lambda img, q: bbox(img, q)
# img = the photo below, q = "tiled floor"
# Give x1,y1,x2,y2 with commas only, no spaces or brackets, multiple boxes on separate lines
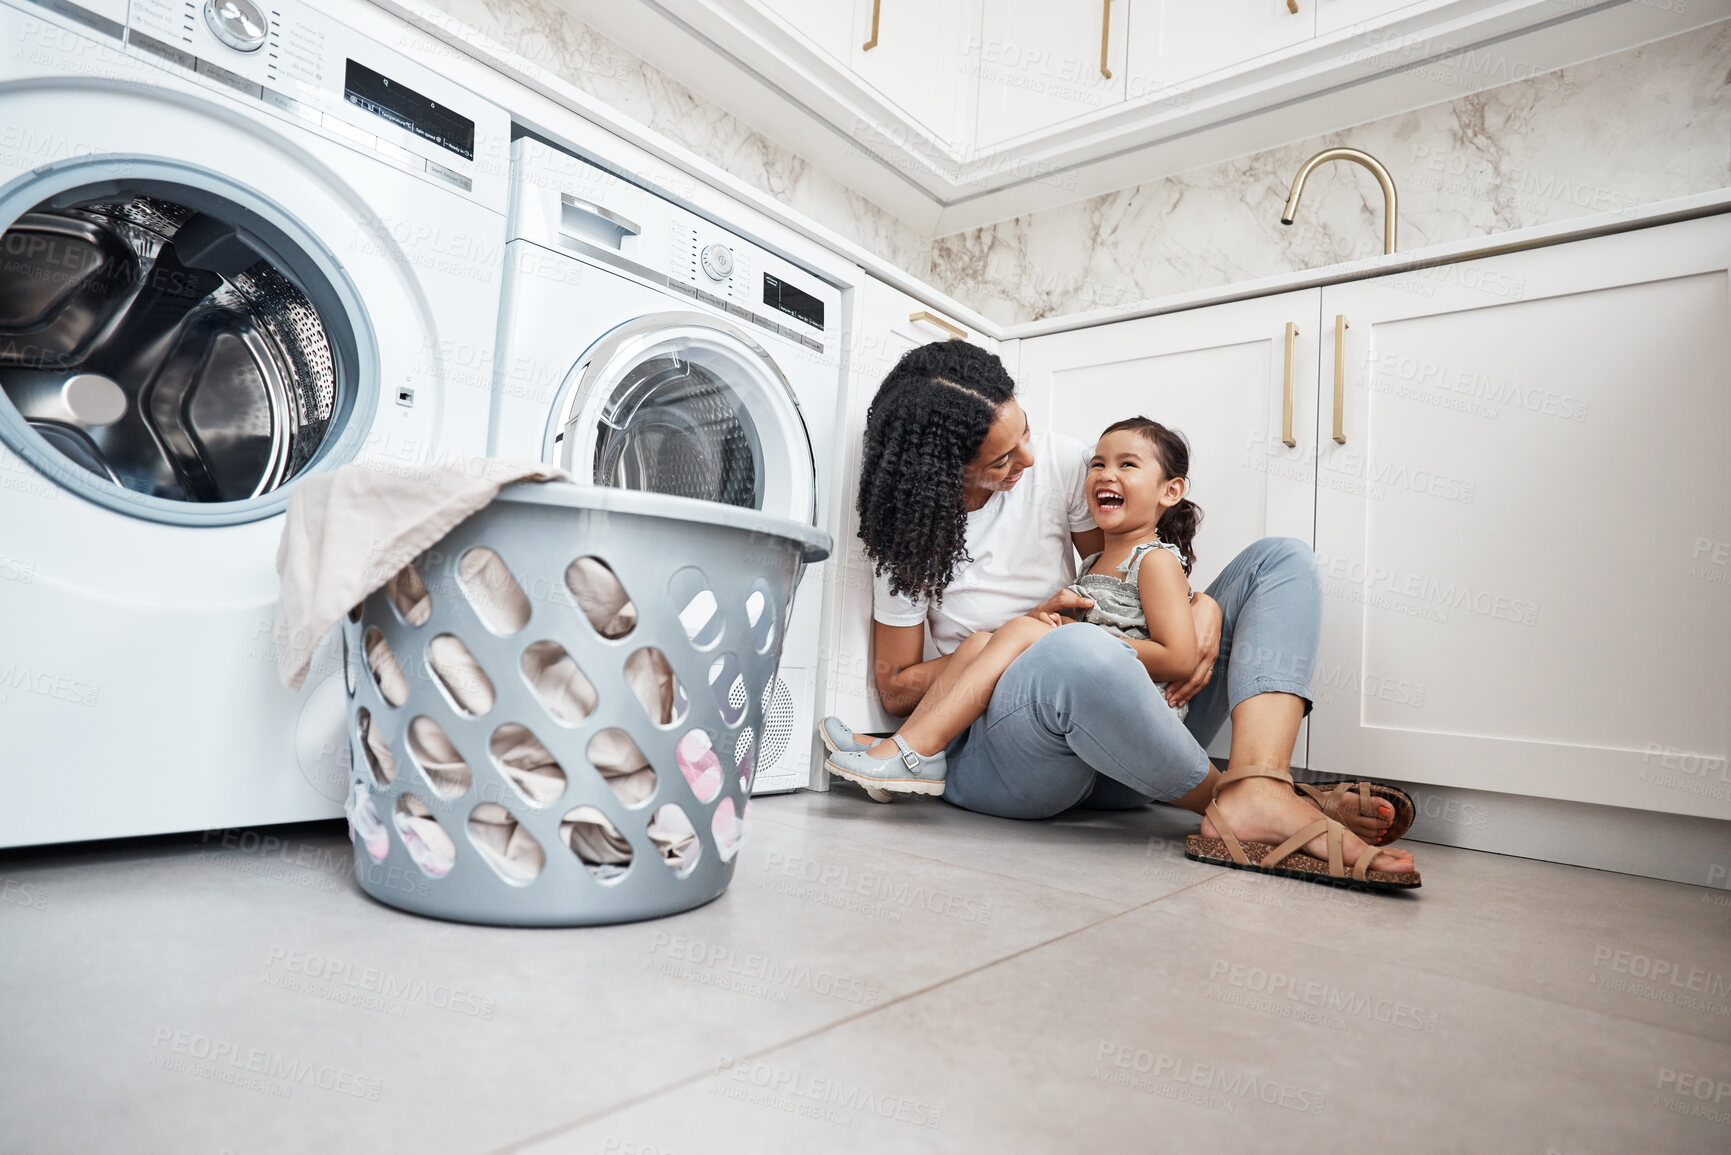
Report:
2,787,1727,1154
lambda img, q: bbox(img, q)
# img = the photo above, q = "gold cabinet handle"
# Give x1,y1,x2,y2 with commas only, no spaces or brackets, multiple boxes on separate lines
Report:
863,0,881,50
1282,321,1299,448
1332,313,1349,445
909,310,967,340
1100,0,1113,79
1287,0,1300,13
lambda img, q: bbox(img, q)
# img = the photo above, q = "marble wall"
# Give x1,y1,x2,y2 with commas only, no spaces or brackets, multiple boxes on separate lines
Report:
928,20,1731,326
416,0,936,276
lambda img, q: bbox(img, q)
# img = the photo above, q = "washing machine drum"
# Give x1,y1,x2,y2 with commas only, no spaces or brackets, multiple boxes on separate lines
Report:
554,314,817,525
0,187,351,510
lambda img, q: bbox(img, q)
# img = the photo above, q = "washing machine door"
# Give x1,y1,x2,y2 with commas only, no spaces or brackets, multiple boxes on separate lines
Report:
548,313,817,525
0,175,369,521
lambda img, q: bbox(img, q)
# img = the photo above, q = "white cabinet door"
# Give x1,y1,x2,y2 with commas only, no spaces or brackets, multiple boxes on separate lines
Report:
1314,0,1425,37
755,0,855,61
1124,0,1315,94
1310,214,1731,819
822,281,994,737
849,0,983,145
1017,289,1323,765
973,0,1128,148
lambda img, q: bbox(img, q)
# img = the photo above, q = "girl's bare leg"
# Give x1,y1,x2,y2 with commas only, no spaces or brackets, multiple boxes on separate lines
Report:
867,617,1054,758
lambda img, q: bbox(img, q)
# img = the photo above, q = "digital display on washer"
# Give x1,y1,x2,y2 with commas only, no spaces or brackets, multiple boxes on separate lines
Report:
763,273,824,331
343,60,474,161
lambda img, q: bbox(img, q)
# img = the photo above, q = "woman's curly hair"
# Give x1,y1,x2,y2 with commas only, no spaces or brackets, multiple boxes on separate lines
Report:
856,341,1017,605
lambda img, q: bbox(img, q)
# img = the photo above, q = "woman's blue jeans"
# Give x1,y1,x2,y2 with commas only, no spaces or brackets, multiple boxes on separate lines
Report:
943,537,1322,820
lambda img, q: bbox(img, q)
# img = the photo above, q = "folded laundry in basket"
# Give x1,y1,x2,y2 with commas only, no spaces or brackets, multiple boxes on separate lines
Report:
345,783,389,862
647,805,698,873
393,794,455,877
274,458,566,691
468,802,544,881
676,730,723,800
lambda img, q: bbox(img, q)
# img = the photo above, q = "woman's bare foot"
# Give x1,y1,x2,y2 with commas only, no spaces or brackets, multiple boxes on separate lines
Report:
1319,793,1395,844
1204,776,1415,875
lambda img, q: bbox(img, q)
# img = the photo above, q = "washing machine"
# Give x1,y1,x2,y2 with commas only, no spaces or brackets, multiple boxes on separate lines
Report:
0,0,510,845
491,135,842,794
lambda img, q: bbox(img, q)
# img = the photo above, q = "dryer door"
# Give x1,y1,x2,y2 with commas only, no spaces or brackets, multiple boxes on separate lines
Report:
549,314,817,525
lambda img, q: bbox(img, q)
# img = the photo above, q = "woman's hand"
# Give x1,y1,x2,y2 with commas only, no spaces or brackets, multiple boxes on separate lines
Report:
1027,588,1094,628
1166,592,1221,707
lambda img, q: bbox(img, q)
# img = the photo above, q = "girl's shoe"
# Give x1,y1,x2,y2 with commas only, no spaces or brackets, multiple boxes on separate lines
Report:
825,734,947,796
819,717,896,803
818,716,872,755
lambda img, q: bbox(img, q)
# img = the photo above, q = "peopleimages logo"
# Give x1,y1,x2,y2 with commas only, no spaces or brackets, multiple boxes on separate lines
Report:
1205,961,1441,1033
757,850,993,924
711,1056,943,1130
1092,1041,1326,1115
149,1027,384,1101
1592,946,1730,994
263,946,497,1019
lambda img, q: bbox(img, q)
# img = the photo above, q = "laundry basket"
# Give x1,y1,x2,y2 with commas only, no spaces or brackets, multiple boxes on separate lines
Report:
339,482,830,926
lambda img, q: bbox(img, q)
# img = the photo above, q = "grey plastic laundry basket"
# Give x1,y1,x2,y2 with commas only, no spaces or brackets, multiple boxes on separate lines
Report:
339,481,830,926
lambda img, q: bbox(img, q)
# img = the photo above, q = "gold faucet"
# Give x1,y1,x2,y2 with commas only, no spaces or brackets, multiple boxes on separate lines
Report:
1281,147,1398,255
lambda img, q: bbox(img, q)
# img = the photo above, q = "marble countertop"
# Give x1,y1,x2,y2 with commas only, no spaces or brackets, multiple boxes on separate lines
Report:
372,0,1729,344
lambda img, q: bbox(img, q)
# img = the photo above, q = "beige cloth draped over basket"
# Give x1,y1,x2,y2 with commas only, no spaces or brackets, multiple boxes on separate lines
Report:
276,459,694,880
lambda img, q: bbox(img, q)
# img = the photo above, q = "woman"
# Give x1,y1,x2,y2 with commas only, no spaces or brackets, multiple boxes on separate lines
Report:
823,340,1417,886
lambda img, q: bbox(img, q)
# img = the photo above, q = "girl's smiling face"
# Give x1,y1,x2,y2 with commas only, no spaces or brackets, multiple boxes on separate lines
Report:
1088,428,1187,534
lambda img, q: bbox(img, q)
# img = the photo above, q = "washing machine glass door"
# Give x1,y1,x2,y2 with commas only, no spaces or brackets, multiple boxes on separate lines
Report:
0,177,365,521
554,314,816,525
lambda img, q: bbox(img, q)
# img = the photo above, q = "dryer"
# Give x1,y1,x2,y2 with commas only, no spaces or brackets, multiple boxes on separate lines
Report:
491,135,842,794
0,0,509,845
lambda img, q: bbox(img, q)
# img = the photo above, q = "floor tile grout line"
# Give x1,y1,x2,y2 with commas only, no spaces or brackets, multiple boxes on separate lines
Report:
745,808,1226,908
485,874,1221,1154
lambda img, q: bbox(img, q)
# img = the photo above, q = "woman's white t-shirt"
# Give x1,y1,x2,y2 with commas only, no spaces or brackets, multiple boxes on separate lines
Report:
872,430,1096,654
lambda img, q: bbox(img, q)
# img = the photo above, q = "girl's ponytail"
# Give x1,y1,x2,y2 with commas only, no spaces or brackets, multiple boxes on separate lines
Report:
1099,415,1204,575
1156,497,1202,576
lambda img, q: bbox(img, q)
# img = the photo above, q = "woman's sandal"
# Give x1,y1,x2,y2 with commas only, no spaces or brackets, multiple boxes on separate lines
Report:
1186,765,1422,893
1293,778,1415,847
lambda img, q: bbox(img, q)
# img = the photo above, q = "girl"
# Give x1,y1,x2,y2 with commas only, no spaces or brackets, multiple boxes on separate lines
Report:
825,416,1203,796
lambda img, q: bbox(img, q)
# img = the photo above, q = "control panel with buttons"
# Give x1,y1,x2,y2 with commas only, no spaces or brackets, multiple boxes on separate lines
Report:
80,0,511,207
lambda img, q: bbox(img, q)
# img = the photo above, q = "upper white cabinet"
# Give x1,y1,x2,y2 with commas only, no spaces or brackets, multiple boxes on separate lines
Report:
849,0,983,145
1314,0,1426,36
1124,0,1315,93
973,0,1128,148
1309,214,1731,819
